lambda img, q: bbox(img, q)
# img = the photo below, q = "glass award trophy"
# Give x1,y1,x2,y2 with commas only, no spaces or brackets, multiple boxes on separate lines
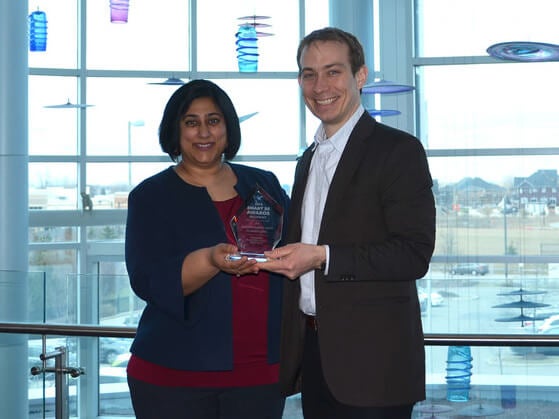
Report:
227,185,284,262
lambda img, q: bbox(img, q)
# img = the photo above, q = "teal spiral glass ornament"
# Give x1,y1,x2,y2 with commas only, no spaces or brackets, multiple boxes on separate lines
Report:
446,345,473,402
235,24,259,72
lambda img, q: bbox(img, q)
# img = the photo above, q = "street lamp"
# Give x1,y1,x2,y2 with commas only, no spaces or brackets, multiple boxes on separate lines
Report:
502,193,513,281
504,202,508,280
127,120,145,186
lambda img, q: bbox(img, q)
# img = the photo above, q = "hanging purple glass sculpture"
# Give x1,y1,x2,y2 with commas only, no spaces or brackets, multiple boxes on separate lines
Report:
29,9,48,52
110,0,130,23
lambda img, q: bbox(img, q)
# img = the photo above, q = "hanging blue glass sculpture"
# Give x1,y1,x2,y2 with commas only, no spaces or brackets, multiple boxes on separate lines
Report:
367,109,401,117
362,79,415,94
29,9,48,52
235,15,273,73
236,24,259,72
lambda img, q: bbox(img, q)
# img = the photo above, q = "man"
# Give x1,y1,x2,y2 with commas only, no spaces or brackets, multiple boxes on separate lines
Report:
259,27,436,418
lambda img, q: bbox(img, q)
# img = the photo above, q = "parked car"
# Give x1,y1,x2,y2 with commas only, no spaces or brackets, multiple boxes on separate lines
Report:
449,263,489,276
111,351,131,368
538,314,559,333
418,291,428,313
123,311,142,326
418,288,445,311
99,337,131,364
429,291,445,307
510,325,559,356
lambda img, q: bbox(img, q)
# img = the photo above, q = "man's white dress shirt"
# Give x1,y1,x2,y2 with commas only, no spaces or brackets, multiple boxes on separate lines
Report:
299,106,365,315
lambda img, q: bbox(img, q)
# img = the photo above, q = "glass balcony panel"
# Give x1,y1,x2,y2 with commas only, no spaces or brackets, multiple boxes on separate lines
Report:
0,270,45,323
421,345,559,417
27,252,78,322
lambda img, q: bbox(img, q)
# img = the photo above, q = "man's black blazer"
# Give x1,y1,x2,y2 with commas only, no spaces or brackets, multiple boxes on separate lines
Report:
279,112,436,407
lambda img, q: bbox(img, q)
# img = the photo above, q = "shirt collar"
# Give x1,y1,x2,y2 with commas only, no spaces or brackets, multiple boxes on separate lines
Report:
311,105,365,152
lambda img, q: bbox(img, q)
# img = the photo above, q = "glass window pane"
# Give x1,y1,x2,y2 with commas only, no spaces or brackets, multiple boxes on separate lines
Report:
431,156,559,257
215,79,301,155
239,161,297,196
435,203,559,257
416,0,559,57
86,225,126,242
88,162,170,204
305,0,330,32
429,155,559,189
86,78,172,156
417,63,559,149
86,0,189,71
28,0,78,68
29,163,78,210
197,0,300,72
29,227,78,243
29,76,79,156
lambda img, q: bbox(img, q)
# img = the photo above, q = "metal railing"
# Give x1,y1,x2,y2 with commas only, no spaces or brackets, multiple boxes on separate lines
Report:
30,340,85,419
1,323,135,419
1,321,559,419
1,320,558,346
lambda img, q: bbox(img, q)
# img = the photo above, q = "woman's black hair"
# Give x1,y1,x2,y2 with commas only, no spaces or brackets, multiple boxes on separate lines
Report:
159,79,241,161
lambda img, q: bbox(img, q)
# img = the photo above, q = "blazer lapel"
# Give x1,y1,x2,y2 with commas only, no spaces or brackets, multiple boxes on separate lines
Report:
320,114,376,233
288,146,314,242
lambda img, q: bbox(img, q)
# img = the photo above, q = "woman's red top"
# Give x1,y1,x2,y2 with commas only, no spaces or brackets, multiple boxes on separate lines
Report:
127,195,279,387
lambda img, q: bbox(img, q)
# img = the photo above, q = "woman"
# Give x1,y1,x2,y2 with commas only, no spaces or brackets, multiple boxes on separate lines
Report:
125,79,289,419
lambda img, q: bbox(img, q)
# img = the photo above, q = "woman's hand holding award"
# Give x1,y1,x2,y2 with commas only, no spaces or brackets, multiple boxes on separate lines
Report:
227,185,284,262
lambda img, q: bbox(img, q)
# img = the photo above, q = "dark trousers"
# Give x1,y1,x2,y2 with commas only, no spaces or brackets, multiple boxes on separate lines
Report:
128,375,285,419
301,325,414,419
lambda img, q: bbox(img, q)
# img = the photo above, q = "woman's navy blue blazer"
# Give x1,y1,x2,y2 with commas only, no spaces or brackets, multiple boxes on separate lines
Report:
125,163,290,371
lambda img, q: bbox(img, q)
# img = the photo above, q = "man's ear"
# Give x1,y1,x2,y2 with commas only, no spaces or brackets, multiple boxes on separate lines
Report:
356,65,369,89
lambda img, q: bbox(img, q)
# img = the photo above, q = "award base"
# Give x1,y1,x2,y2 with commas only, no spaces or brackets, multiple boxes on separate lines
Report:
227,252,268,262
